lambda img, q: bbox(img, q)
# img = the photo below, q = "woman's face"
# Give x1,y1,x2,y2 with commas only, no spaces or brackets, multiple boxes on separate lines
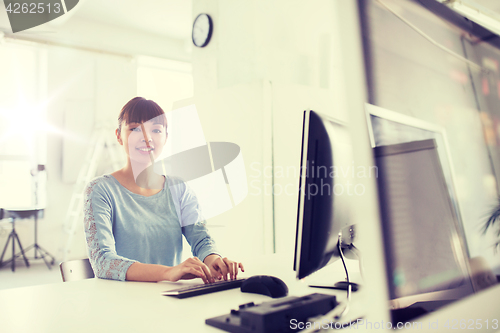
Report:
117,119,167,163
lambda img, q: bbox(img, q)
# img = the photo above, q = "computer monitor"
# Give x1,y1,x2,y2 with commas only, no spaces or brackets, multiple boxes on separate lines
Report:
294,110,353,280
366,104,468,258
374,139,475,314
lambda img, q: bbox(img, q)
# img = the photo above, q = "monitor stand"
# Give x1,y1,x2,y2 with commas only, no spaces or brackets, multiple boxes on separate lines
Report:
304,249,362,292
310,281,360,292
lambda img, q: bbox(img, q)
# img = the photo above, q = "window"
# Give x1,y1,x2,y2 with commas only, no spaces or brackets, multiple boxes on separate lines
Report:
0,41,47,208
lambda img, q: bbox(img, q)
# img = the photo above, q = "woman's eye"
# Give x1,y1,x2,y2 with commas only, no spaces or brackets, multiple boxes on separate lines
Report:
132,127,141,132
153,129,162,134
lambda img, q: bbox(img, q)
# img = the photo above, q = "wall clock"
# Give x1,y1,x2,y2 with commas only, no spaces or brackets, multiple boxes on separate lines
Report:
192,13,213,48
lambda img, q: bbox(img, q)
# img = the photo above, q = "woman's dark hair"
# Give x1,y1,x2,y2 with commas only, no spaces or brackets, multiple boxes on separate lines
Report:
117,97,167,133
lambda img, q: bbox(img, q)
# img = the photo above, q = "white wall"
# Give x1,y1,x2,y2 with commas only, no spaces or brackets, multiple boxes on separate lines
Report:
190,0,344,258
191,0,373,256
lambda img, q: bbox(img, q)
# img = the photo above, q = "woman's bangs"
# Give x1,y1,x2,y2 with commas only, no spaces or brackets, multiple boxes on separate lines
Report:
125,100,166,126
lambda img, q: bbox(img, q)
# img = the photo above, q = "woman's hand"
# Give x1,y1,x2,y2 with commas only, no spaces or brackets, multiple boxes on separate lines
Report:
204,254,244,281
163,257,215,284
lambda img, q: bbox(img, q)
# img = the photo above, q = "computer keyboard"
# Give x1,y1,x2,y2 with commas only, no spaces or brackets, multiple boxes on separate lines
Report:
162,278,247,299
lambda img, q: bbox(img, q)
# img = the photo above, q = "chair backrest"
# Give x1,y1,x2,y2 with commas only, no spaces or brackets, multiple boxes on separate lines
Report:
60,258,95,282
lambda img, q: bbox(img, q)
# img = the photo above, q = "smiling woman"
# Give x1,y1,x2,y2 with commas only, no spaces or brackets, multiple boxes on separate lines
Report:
83,97,244,284
115,97,167,190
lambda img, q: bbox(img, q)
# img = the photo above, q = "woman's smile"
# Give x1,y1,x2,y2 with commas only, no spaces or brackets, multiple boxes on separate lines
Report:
136,146,155,154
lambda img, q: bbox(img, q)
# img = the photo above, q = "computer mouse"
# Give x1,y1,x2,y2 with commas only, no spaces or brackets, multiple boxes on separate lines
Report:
240,275,289,298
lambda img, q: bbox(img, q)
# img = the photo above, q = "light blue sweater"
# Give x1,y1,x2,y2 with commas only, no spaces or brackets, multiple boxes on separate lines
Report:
83,175,219,281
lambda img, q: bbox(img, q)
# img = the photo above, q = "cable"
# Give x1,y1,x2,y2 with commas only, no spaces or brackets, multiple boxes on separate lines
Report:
349,244,364,280
376,0,489,74
335,235,351,321
301,235,355,333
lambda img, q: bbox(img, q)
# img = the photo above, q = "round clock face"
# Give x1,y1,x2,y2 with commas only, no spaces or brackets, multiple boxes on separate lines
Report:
192,13,213,48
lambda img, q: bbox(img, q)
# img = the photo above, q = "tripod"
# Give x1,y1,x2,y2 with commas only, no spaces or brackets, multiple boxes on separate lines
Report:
0,214,30,272
24,166,56,269
0,209,55,272
23,209,55,269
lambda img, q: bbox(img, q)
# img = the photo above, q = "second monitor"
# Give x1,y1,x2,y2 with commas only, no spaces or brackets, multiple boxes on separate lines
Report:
374,139,475,315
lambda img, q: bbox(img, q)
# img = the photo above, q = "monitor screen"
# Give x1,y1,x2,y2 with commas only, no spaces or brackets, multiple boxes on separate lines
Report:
366,104,468,257
294,110,353,280
375,139,475,309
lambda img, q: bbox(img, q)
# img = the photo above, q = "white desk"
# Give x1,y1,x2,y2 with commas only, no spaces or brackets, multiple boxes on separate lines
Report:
0,277,276,333
0,255,365,333
0,255,499,332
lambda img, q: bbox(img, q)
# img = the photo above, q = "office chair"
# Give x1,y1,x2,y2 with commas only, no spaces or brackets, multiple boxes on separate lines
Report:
59,258,95,282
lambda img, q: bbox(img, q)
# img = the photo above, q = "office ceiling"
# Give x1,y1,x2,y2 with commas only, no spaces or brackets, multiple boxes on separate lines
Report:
72,0,193,41
3,0,500,42
71,0,500,42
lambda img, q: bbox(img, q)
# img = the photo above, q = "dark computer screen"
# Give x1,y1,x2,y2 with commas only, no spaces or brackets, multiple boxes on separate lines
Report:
375,139,475,308
294,110,352,280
